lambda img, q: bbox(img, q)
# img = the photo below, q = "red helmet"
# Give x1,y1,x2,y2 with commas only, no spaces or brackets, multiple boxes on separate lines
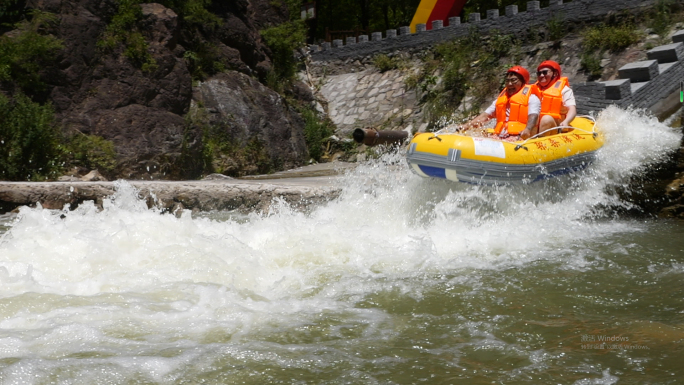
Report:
507,65,530,84
537,60,562,77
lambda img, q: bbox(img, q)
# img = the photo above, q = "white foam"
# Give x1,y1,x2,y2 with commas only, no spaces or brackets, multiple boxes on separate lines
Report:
0,107,679,382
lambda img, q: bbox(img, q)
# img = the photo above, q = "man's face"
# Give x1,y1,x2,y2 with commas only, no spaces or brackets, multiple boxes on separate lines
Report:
505,75,523,94
536,67,555,87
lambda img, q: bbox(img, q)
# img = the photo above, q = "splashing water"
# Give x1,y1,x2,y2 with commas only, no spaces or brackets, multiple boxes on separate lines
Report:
0,107,683,384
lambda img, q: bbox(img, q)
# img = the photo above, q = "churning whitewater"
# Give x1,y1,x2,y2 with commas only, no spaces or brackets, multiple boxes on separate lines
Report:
0,106,682,384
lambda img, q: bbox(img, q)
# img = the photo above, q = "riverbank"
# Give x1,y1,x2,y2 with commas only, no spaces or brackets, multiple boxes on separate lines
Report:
0,162,357,215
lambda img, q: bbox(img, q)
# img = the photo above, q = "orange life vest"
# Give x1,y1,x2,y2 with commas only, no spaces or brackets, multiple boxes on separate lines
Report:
537,77,569,120
494,84,539,136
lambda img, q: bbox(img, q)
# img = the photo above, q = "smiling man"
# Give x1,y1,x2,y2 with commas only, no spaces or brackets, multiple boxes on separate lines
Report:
535,60,577,136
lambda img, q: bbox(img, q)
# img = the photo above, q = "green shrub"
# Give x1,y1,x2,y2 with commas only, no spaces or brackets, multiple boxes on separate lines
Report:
373,54,399,72
579,23,641,80
183,43,226,81
580,52,603,79
301,107,333,161
0,10,63,96
488,31,514,57
97,0,141,50
264,69,284,93
157,0,221,29
152,0,223,80
581,24,641,52
202,135,274,176
124,32,158,72
0,0,25,29
65,133,117,173
98,0,157,72
0,93,62,181
185,105,276,177
547,15,566,41
648,0,679,38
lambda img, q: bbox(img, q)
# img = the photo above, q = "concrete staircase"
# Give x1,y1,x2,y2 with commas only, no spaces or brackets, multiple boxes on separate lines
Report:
574,31,684,118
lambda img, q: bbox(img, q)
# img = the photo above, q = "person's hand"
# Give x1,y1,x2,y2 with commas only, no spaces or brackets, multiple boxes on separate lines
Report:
520,128,531,140
559,120,572,132
460,121,478,132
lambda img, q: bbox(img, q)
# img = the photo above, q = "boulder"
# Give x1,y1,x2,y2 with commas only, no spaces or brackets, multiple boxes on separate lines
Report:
194,71,309,173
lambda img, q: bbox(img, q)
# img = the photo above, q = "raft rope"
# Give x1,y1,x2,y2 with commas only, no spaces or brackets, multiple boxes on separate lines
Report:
514,115,598,151
428,115,597,149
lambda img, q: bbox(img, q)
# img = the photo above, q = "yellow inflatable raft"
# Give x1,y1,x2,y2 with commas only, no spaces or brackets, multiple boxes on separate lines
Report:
406,116,603,184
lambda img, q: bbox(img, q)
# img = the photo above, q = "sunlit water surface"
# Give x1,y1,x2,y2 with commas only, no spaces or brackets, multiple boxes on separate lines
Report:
1,106,683,384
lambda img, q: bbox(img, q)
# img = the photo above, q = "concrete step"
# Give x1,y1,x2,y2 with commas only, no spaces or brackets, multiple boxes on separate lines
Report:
618,60,659,82
630,82,648,94
600,79,631,100
647,42,684,63
673,30,684,44
659,62,677,73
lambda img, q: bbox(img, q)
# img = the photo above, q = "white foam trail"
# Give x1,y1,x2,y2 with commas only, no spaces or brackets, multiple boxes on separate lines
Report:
0,108,679,294
0,106,679,382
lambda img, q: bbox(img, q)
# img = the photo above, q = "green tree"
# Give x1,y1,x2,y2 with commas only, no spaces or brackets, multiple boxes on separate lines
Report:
0,10,63,97
301,107,334,161
0,0,25,33
0,93,61,181
314,0,420,39
261,20,307,85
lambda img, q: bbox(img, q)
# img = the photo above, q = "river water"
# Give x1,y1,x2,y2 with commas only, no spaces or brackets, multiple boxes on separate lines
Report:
0,106,683,384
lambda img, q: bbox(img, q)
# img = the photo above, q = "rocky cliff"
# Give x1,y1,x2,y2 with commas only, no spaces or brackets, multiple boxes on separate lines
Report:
2,0,310,180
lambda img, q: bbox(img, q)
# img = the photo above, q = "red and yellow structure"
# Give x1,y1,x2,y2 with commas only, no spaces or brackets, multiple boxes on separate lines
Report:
409,0,467,33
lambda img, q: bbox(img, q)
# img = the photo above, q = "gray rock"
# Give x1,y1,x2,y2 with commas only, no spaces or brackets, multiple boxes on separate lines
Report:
194,72,309,174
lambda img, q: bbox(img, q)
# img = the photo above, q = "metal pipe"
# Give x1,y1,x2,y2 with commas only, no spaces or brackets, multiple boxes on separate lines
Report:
352,128,409,146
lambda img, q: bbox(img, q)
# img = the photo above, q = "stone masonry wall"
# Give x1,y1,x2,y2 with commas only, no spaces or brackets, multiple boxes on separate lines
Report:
318,69,424,137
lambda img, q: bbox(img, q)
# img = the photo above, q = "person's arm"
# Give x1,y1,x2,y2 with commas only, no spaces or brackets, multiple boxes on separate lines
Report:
520,94,541,139
560,87,577,127
560,105,577,127
461,100,495,131
462,111,492,131
520,114,539,139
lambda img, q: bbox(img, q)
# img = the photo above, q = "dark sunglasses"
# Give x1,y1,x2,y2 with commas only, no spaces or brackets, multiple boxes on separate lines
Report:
537,69,552,76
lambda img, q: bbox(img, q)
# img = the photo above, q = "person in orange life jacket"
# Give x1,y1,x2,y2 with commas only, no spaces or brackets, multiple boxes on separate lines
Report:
535,60,577,136
463,66,541,140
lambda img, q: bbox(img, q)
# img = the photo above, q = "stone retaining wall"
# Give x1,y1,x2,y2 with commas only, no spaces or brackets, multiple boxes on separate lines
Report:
318,69,424,136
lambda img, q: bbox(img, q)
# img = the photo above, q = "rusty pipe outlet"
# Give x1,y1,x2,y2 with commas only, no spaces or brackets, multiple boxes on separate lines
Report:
352,128,409,147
